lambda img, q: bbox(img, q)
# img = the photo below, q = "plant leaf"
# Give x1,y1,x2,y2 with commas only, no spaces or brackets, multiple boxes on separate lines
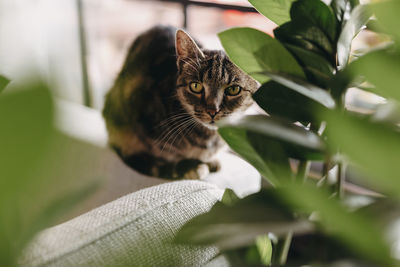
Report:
290,0,338,42
218,27,305,83
283,43,335,87
219,115,325,161
174,189,313,251
217,124,279,185
0,83,54,266
324,110,400,196
253,81,322,124
274,20,334,61
337,4,372,69
221,189,240,206
248,0,295,25
330,0,359,26
277,182,394,266
256,71,336,109
349,48,400,102
0,75,9,93
369,0,400,41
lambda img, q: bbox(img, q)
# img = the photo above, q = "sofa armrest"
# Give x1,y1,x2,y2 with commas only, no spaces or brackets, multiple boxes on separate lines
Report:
20,180,229,267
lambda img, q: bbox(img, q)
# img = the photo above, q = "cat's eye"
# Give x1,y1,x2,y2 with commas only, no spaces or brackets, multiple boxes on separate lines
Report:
189,82,203,94
225,85,242,96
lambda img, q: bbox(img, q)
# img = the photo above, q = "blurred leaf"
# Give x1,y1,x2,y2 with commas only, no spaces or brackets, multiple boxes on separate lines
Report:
290,0,338,42
350,48,400,102
219,115,325,162
246,235,272,266
0,83,99,266
372,101,400,125
255,235,272,266
175,189,313,251
16,181,99,255
324,111,400,196
330,0,359,25
337,4,372,69
0,75,9,93
218,27,305,83
370,0,400,41
253,81,319,125
248,0,295,25
284,44,334,87
253,44,306,80
247,131,292,179
278,182,394,266
221,189,240,206
217,124,279,185
274,20,334,61
0,83,54,266
0,83,54,199
257,71,336,109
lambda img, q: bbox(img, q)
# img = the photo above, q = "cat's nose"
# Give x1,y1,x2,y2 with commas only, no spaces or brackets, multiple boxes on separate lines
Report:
207,110,218,119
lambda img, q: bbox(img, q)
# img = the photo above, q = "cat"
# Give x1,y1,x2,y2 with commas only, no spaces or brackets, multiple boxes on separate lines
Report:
102,25,258,179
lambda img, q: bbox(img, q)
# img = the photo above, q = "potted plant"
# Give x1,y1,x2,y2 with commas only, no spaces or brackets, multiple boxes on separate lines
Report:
176,0,400,266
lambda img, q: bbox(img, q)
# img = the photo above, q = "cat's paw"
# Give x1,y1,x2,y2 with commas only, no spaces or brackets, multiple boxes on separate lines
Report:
183,163,210,180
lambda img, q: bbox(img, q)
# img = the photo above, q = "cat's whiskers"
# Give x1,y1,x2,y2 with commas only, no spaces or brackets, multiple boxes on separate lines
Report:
166,118,197,153
154,116,192,147
160,116,196,153
155,113,191,129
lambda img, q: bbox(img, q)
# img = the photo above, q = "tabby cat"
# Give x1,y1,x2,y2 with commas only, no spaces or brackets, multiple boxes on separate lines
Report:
103,25,258,179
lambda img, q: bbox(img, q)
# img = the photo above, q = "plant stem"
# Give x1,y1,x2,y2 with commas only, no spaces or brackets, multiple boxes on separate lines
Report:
296,160,311,182
336,162,346,199
272,231,293,265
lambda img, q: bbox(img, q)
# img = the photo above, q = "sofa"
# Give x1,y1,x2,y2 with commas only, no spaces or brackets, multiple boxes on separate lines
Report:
19,100,261,266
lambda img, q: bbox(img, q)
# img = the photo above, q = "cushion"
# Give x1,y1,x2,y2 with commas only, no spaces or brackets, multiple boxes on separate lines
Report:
19,180,229,266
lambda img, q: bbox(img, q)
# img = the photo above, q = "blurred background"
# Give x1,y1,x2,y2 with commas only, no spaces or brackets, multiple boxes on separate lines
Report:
0,0,278,110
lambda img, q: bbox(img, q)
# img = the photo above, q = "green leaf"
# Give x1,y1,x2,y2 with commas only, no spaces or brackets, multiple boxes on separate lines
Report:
219,115,325,161
324,111,400,196
16,181,100,254
290,0,338,42
253,81,322,124
274,20,334,61
337,4,372,69
0,83,99,266
370,0,400,41
217,124,279,185
248,0,295,25
257,71,336,109
350,48,400,102
0,83,54,197
174,189,313,251
0,75,9,93
221,189,240,206
277,182,394,266
247,131,293,179
0,83,54,266
255,235,272,266
218,27,305,83
283,43,335,87
330,0,359,26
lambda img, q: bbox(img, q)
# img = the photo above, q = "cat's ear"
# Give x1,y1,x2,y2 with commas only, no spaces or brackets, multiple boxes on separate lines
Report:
176,29,204,59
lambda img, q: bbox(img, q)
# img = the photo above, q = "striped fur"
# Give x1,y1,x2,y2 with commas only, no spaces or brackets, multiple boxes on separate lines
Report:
103,25,258,179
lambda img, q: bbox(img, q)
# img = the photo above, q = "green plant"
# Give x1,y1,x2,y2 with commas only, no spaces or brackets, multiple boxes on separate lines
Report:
0,80,99,266
175,0,400,266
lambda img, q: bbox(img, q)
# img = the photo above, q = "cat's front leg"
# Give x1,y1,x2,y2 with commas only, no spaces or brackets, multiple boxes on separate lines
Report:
175,159,221,180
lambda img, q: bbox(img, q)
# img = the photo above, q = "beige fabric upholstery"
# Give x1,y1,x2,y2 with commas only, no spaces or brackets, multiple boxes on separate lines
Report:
20,180,228,267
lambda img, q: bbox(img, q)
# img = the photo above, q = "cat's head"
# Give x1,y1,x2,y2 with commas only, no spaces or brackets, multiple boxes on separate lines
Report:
175,30,258,129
